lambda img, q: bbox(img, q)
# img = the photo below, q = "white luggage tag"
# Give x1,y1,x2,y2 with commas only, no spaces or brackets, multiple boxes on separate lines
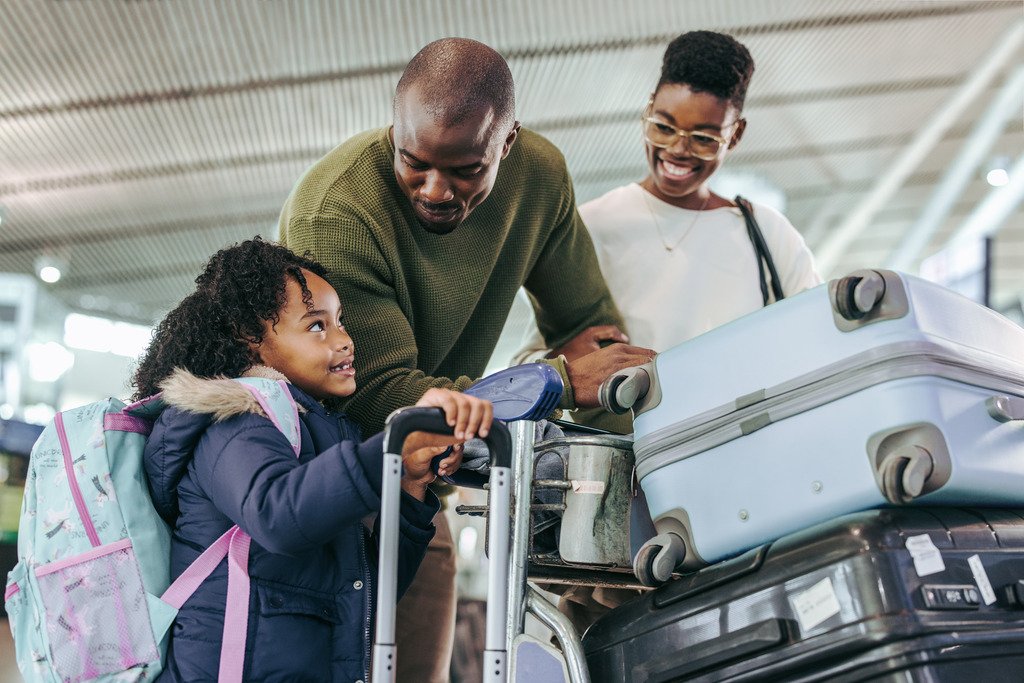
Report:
905,534,945,576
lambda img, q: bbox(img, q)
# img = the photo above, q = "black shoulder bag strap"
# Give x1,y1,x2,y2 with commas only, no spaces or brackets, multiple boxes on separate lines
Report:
736,195,785,305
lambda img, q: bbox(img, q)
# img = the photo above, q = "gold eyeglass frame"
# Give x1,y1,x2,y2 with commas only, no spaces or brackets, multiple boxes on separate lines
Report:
641,101,740,161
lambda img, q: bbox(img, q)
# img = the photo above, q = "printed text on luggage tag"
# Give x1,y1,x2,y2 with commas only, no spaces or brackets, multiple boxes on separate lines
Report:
791,577,841,632
905,534,945,576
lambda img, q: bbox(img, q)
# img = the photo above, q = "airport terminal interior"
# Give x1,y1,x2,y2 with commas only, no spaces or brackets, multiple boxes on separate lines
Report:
1,0,1023,680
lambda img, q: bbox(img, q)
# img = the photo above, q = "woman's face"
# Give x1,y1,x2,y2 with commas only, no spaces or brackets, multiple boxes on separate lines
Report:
642,83,745,207
254,270,356,401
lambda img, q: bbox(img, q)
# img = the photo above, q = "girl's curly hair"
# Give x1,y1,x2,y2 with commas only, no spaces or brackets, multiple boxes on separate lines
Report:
132,237,328,399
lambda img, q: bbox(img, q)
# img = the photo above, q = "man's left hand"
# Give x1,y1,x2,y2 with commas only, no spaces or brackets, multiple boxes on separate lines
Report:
565,343,656,408
548,324,630,362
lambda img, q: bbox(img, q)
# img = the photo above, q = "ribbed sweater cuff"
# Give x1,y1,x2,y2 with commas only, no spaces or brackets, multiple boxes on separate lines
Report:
542,355,575,410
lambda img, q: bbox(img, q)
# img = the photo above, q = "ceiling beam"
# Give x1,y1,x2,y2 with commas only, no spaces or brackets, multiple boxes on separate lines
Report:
944,153,1024,248
887,64,1024,270
0,210,282,253
0,2,1013,120
814,18,1024,274
530,74,965,132
0,150,319,196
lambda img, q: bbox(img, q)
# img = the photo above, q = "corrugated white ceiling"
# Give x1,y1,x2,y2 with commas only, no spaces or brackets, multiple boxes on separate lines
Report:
1,0,1021,325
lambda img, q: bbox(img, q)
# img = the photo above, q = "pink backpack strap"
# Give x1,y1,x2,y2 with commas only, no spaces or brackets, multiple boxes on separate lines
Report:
218,527,252,683
159,379,301,682
160,525,253,683
103,411,153,435
161,527,236,609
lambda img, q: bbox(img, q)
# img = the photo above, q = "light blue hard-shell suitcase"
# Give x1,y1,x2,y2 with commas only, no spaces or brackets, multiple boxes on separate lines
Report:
601,270,1024,581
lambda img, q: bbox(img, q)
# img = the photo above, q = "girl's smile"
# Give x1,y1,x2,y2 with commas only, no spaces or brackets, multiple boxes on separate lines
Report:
254,269,358,401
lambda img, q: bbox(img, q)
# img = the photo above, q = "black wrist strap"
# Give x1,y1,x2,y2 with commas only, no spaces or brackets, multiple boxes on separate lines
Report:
736,195,785,305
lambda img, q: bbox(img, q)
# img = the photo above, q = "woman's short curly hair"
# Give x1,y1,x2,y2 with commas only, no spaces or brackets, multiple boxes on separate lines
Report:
132,237,327,399
658,31,755,111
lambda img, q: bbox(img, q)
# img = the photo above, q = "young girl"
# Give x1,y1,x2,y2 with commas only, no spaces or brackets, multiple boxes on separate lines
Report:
133,237,490,682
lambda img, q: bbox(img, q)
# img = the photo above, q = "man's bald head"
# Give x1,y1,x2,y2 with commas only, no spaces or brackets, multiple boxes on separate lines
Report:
394,38,516,128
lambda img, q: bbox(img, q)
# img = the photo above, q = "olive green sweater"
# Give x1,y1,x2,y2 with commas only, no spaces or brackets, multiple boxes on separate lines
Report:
280,127,622,435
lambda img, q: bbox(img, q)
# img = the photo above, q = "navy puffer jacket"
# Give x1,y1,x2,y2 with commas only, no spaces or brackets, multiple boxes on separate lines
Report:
144,369,439,682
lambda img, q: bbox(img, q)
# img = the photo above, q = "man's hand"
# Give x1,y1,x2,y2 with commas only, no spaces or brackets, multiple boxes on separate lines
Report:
547,325,630,363
398,389,492,499
565,344,656,408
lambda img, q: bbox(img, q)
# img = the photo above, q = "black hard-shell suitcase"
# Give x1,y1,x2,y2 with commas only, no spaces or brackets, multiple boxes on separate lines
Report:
583,507,1024,681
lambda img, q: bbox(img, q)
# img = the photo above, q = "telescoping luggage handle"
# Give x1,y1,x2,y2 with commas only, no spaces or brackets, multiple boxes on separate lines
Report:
374,407,513,683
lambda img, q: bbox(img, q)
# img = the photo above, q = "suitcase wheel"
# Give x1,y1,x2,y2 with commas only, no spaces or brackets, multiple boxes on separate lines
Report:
834,270,886,320
598,365,651,415
879,445,934,504
634,532,686,586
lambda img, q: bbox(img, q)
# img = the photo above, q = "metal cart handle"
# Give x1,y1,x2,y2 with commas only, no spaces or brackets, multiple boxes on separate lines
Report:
374,406,512,683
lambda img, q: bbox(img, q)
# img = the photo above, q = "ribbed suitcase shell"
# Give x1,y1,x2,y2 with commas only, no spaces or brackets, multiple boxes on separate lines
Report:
583,507,1024,682
632,271,1024,567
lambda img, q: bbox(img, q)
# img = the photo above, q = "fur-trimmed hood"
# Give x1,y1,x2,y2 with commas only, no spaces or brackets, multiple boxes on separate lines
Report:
158,366,306,421
145,366,310,524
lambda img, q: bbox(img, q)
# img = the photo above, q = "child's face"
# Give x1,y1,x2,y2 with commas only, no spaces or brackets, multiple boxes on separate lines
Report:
254,270,356,401
644,83,745,205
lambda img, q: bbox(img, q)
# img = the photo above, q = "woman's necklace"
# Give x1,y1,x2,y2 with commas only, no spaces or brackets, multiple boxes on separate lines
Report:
640,188,711,252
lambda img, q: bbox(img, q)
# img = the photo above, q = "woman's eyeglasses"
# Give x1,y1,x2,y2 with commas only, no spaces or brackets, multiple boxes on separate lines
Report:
641,109,740,161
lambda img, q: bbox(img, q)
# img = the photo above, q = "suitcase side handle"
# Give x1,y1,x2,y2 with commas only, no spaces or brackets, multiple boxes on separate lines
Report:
987,395,1024,422
636,618,794,680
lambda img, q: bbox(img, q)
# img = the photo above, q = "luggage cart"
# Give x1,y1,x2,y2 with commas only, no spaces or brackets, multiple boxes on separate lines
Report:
495,419,646,683
373,407,514,683
373,365,647,683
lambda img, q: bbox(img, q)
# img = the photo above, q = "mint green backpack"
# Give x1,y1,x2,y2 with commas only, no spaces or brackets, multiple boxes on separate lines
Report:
4,378,300,683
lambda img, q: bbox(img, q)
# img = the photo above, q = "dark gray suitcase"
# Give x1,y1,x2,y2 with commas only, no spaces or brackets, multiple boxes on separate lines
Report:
583,507,1024,681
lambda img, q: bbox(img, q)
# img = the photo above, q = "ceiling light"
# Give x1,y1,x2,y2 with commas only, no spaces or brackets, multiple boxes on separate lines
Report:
39,266,61,283
64,312,154,358
987,167,1010,187
34,254,66,284
986,156,1010,187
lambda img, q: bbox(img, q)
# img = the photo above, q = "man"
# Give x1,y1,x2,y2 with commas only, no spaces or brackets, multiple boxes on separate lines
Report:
281,38,653,681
